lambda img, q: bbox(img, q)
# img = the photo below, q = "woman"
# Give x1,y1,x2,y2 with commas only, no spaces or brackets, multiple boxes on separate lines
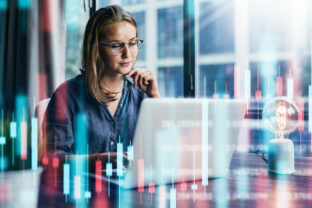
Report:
43,5,160,167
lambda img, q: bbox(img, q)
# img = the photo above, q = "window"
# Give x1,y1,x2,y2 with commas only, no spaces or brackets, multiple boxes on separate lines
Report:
95,0,312,100
199,64,234,98
121,0,145,5
65,0,89,79
132,11,145,61
98,0,184,97
158,66,183,97
247,0,312,98
197,0,234,98
157,5,183,97
199,1,234,54
157,6,183,58
195,0,312,101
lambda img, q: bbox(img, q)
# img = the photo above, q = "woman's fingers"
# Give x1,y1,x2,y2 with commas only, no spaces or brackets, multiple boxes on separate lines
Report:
133,71,139,86
123,154,129,167
130,69,146,87
140,71,152,84
139,72,153,90
126,68,138,86
144,76,150,85
126,68,137,78
104,152,129,169
138,73,143,88
126,68,159,97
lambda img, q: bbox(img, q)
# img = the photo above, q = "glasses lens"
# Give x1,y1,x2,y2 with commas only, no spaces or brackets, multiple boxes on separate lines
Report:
107,40,143,55
109,43,122,55
137,40,143,50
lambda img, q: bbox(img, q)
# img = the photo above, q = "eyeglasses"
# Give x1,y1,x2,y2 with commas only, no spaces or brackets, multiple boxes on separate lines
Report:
99,38,143,55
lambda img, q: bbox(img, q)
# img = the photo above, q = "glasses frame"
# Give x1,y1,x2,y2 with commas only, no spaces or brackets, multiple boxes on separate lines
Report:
99,38,143,55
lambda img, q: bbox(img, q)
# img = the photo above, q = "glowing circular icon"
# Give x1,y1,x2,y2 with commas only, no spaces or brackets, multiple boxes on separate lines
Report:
262,97,299,136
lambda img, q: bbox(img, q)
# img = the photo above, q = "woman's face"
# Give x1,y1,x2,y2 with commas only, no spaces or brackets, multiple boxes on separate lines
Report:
99,21,138,76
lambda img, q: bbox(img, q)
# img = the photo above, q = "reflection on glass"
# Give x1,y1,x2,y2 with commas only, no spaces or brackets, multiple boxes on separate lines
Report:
249,0,292,52
157,6,183,58
122,0,145,5
199,64,234,98
65,0,88,79
132,12,145,61
98,0,111,8
158,66,183,97
199,1,234,54
249,61,295,99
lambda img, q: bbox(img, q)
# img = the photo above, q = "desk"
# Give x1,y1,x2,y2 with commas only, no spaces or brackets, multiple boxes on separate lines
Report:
38,151,312,207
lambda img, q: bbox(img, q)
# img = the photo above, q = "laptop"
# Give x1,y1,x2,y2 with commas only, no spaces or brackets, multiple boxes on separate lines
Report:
92,98,247,188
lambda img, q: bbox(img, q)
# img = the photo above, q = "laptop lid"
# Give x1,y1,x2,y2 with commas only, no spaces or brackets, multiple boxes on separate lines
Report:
123,98,247,188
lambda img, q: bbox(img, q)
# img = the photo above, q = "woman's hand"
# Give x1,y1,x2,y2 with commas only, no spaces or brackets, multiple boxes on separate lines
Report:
87,152,129,172
102,152,129,169
126,68,160,98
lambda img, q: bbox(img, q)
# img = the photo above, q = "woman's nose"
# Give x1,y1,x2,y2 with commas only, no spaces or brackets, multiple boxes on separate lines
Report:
121,44,131,58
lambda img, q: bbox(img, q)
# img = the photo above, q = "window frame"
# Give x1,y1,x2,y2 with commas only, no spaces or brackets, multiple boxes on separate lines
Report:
93,0,311,117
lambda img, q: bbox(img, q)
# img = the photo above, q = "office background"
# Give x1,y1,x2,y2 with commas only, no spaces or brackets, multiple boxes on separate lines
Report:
62,0,312,157
64,0,312,98
1,0,311,112
1,0,312,207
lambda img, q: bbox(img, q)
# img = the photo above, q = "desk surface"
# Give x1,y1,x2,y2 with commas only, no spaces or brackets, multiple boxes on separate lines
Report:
38,151,312,208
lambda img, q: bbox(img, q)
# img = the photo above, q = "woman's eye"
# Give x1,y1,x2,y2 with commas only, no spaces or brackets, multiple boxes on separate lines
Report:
129,41,137,46
111,44,121,49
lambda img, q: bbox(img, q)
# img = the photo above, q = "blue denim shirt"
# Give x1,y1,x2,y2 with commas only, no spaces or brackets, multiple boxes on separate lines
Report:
44,74,147,155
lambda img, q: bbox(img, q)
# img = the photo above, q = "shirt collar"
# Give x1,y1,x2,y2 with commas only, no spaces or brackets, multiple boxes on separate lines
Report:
123,75,135,89
112,75,131,119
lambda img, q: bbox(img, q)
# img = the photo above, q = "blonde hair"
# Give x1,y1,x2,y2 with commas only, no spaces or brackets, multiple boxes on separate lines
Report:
81,5,137,104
